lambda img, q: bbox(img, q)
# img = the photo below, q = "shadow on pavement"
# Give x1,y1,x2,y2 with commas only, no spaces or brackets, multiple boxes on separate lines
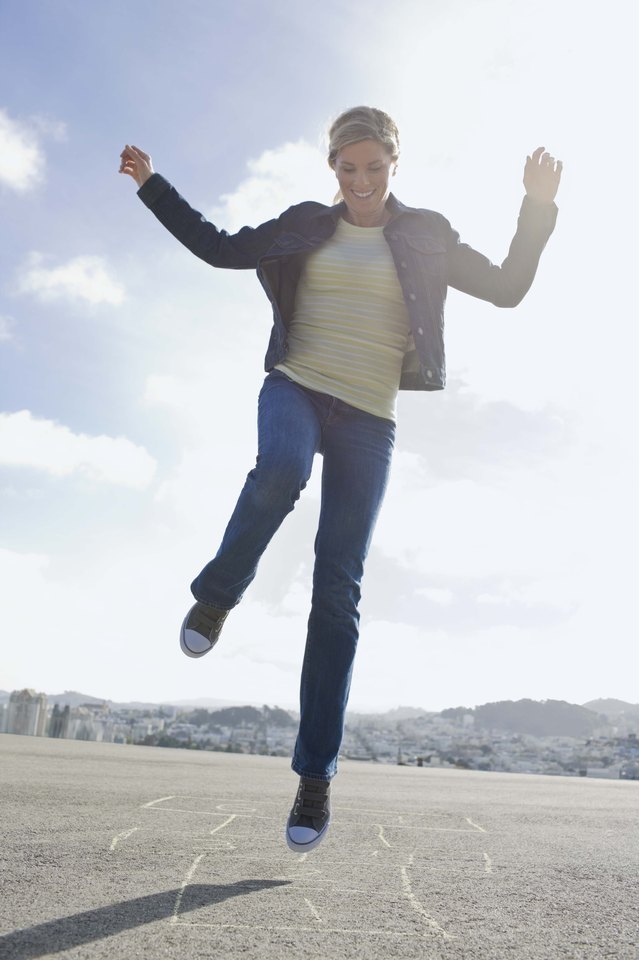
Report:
0,880,291,958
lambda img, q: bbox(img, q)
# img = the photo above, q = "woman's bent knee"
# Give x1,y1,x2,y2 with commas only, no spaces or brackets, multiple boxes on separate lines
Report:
248,457,310,511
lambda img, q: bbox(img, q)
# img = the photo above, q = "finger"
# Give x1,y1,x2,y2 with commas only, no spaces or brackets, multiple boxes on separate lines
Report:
531,146,545,162
131,145,150,161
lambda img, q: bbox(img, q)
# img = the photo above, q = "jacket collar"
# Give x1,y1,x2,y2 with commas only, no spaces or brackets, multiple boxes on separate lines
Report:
326,192,412,226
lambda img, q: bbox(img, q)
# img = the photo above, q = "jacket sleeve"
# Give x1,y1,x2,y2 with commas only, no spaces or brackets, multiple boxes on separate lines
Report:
445,196,558,307
137,173,293,270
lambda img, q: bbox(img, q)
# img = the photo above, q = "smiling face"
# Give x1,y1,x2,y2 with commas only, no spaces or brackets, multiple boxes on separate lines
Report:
332,139,396,227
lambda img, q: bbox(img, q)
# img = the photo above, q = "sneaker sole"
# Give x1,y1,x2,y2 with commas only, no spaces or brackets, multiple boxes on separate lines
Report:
179,615,213,659
285,819,331,853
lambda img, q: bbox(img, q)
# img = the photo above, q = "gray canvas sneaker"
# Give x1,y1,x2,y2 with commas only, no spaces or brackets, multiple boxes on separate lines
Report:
286,776,331,852
180,601,229,658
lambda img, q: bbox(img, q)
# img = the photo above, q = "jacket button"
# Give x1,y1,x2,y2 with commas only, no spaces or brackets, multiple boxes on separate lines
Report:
409,293,417,301
426,370,433,378
400,261,407,269
417,327,424,335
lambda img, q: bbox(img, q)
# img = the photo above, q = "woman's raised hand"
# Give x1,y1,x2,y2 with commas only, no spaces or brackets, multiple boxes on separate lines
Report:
119,145,154,188
523,146,562,204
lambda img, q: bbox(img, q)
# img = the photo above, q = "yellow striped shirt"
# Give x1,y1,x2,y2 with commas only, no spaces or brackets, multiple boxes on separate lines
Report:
275,217,411,421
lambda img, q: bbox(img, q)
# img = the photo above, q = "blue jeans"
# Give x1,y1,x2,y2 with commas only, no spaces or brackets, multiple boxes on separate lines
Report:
191,370,396,780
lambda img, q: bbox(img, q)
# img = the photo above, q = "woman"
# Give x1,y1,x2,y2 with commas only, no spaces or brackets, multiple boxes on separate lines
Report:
119,106,562,853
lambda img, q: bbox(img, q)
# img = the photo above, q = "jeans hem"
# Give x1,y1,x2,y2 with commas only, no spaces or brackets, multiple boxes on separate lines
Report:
190,592,237,612
291,759,334,782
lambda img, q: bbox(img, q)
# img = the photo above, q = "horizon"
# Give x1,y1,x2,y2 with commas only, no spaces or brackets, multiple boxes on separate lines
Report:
1,686,637,717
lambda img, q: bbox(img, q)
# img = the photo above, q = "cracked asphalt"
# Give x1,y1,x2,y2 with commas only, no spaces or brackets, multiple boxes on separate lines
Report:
0,733,637,959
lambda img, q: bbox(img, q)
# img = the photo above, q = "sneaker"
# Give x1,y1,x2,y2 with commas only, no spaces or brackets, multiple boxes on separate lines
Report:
179,601,229,658
286,776,331,852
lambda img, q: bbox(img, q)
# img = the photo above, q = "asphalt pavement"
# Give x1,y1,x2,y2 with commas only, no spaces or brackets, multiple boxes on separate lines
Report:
0,733,637,959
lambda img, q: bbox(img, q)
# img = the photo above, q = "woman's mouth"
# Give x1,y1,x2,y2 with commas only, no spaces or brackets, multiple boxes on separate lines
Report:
351,189,375,200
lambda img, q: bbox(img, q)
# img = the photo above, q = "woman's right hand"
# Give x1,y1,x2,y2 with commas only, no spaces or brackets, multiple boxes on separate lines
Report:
119,145,154,188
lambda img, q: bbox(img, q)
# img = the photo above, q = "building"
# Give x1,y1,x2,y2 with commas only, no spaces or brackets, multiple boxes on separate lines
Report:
49,704,71,739
6,689,48,736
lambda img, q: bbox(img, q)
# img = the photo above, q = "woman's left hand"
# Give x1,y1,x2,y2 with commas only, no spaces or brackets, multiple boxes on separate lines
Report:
523,146,563,204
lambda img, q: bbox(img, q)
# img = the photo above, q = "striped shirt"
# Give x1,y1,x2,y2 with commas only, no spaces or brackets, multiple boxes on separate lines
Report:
275,217,411,421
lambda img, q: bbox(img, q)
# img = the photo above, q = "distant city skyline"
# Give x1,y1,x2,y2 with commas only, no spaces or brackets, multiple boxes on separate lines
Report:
0,0,637,711
2,686,636,782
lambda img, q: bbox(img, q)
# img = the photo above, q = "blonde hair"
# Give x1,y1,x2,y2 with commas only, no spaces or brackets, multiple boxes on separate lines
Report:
327,106,400,168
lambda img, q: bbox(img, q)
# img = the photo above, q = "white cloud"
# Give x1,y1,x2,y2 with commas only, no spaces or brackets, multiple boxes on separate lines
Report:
209,139,331,230
143,373,196,410
477,593,508,605
395,381,570,483
0,314,14,341
0,410,156,489
0,109,65,193
417,586,454,605
29,115,68,142
0,108,45,191
16,253,125,305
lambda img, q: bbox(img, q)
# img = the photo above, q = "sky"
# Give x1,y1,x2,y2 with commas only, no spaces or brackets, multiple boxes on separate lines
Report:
0,0,637,713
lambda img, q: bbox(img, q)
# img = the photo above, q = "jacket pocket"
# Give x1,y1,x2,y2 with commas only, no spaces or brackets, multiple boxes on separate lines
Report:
272,232,310,251
404,236,446,256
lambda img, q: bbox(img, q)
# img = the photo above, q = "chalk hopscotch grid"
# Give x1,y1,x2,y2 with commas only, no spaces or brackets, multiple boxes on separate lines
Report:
115,795,496,941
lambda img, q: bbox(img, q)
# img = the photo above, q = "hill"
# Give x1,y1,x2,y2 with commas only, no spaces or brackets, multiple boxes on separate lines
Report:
583,699,638,727
442,699,638,738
